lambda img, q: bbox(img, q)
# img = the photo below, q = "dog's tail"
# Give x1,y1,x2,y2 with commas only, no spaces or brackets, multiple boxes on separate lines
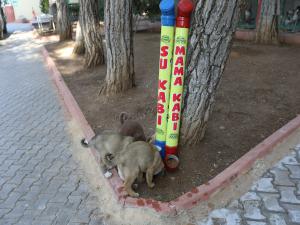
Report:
81,138,89,148
119,112,129,125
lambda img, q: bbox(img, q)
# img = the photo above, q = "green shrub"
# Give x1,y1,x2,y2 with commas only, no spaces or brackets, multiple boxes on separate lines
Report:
40,0,49,14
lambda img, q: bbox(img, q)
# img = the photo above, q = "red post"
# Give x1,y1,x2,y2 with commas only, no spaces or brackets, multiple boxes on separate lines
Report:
165,0,194,166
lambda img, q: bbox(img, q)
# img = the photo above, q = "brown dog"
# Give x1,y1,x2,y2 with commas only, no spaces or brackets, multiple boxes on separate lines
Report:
112,141,164,197
81,131,134,171
119,112,146,142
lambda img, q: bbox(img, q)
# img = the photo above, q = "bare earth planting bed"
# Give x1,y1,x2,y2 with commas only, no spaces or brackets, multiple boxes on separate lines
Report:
45,32,300,201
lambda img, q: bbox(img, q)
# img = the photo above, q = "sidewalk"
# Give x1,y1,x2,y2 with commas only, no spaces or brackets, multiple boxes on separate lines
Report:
0,33,105,225
200,144,300,225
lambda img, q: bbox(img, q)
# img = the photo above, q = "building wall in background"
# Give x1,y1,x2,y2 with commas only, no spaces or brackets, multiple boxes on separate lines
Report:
6,0,41,21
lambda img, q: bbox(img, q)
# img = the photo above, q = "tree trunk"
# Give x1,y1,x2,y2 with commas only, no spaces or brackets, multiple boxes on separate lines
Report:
180,0,240,146
56,0,72,41
72,21,85,55
0,14,3,40
79,0,104,67
99,0,135,95
255,0,279,44
0,0,6,36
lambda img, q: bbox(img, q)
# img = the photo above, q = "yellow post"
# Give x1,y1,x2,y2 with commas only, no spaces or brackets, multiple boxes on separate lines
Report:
165,0,194,157
155,0,175,159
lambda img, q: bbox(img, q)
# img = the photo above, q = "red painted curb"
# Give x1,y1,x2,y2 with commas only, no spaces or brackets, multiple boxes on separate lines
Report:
41,41,300,214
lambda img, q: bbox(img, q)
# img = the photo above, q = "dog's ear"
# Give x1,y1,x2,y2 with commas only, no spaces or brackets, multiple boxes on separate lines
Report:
121,136,134,149
119,112,129,124
105,153,114,161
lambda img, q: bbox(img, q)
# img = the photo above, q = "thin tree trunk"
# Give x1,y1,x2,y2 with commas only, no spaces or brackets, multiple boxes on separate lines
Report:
0,14,3,40
79,0,104,67
72,21,85,55
255,0,279,44
99,0,135,95
0,0,6,36
180,0,240,146
56,0,72,41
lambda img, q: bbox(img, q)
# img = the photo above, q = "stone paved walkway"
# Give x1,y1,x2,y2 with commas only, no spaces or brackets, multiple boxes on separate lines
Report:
199,144,300,225
0,33,104,225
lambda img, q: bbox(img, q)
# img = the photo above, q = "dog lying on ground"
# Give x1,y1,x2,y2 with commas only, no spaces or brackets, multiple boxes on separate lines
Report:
119,112,146,142
112,141,164,197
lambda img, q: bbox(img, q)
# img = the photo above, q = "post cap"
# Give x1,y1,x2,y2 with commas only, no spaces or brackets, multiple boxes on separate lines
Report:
176,0,194,28
160,0,175,26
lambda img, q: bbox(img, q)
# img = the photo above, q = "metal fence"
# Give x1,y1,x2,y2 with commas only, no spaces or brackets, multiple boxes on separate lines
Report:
237,0,300,33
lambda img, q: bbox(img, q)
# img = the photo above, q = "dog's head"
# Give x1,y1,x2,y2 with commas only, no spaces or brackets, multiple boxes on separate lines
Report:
91,133,134,169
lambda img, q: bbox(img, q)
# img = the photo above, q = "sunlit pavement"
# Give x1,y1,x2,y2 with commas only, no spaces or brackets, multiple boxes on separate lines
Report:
0,32,105,225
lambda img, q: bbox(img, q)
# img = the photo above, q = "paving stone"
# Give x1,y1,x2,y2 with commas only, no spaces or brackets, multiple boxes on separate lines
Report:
246,221,266,225
278,186,300,204
270,168,295,186
0,217,20,225
240,192,261,202
240,193,265,221
269,213,287,225
0,183,17,200
251,178,278,193
279,155,300,166
288,209,300,224
89,216,105,225
1,191,24,209
296,181,300,195
53,210,72,225
69,210,91,224
199,209,242,225
258,193,285,213
243,202,266,221
49,191,70,204
285,165,300,179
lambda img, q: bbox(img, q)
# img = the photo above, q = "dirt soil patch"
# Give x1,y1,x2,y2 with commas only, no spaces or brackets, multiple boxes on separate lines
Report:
45,32,300,201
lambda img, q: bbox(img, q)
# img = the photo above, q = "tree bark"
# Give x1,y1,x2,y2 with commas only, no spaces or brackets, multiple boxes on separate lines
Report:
79,0,104,67
72,21,85,55
56,0,72,41
0,0,6,36
0,14,3,40
255,0,279,44
99,0,135,95
180,0,240,146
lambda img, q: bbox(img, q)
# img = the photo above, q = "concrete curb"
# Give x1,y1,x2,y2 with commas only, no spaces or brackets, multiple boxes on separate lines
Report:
235,29,300,45
41,44,300,215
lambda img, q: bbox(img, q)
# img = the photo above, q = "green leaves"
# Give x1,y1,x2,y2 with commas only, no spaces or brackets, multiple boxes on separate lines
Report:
40,0,49,14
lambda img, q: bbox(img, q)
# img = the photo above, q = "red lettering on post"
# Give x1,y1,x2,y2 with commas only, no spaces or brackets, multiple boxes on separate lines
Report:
175,46,185,55
172,112,179,121
159,79,167,90
174,66,183,75
157,103,165,114
160,46,168,57
158,91,166,103
173,122,178,131
172,93,181,102
157,115,162,125
174,76,183,86
175,56,184,66
172,103,180,112
160,58,167,69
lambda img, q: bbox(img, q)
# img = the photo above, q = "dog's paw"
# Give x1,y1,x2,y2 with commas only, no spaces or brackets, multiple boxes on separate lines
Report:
148,182,155,189
132,183,139,190
129,192,139,198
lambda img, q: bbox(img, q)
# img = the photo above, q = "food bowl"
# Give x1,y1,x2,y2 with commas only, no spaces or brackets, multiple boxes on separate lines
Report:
165,154,179,171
